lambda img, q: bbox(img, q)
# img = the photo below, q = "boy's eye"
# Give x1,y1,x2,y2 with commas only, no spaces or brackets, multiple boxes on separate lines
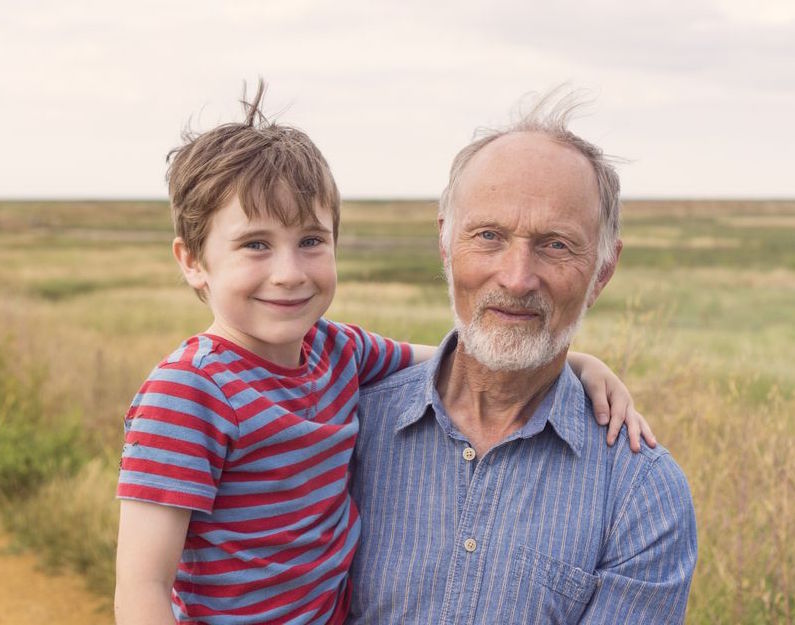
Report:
244,241,269,251
300,236,324,248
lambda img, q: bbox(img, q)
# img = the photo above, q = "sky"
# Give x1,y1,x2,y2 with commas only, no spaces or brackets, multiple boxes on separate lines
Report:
1,0,794,200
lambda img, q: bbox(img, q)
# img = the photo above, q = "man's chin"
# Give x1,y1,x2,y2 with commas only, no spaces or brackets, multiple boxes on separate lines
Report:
458,327,554,372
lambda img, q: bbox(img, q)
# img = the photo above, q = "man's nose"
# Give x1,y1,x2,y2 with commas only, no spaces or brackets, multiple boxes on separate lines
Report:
270,249,307,287
496,242,541,295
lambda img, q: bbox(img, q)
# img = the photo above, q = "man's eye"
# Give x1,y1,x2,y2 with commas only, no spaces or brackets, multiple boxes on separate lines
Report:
548,241,568,251
478,231,498,241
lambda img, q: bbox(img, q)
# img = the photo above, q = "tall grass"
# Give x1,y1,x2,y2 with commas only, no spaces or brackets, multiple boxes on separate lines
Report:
6,457,119,598
577,301,794,624
0,342,90,499
0,199,793,623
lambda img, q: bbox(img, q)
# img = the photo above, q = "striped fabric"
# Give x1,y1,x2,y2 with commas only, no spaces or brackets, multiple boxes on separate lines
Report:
348,332,697,625
117,319,411,625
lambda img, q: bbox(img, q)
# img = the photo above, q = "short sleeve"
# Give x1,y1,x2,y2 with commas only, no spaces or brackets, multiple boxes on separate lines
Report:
342,323,412,386
117,363,239,514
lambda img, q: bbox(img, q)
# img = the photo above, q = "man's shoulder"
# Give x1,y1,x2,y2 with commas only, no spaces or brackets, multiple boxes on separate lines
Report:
614,431,680,472
575,390,691,496
601,425,693,507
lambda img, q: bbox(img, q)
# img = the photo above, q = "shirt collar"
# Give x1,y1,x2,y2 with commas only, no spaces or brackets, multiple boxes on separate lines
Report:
394,330,585,457
394,330,456,433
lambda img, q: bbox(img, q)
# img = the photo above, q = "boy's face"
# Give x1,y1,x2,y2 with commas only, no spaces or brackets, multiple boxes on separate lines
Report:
176,195,337,367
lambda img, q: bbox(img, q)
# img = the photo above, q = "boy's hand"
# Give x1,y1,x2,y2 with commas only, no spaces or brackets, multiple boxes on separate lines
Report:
567,351,657,452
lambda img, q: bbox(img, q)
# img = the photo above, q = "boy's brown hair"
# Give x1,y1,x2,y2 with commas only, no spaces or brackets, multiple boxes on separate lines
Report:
166,79,340,268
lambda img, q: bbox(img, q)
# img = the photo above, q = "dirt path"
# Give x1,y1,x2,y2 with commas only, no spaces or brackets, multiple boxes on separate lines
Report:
0,532,113,625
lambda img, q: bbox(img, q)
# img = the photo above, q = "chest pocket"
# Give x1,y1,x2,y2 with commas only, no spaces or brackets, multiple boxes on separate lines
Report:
502,545,599,624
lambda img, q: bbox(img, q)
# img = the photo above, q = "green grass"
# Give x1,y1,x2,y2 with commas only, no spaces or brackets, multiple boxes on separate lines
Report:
0,198,793,623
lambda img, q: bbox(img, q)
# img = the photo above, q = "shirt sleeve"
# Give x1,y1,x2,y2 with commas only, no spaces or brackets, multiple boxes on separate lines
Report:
342,323,413,386
580,453,698,624
116,362,239,514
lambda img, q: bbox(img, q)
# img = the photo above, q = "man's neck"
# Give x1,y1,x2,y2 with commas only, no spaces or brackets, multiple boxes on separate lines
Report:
436,343,567,457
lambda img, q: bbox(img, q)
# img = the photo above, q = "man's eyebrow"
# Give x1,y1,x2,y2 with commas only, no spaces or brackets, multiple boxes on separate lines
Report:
461,218,502,230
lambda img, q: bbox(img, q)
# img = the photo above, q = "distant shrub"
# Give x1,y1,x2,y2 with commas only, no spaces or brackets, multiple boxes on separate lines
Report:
0,337,115,604
27,277,151,301
0,342,91,499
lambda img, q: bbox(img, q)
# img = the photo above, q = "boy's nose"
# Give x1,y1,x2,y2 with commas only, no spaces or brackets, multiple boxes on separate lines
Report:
270,250,307,287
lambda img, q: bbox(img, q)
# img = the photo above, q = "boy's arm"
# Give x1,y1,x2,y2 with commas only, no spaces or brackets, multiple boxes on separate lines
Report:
115,500,192,625
568,351,656,452
409,343,436,364
411,344,656,452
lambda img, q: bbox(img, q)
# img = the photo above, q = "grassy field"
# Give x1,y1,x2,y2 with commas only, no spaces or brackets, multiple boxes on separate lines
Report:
0,198,793,623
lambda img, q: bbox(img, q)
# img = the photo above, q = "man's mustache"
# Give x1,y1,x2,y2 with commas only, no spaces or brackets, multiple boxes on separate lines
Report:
472,291,551,320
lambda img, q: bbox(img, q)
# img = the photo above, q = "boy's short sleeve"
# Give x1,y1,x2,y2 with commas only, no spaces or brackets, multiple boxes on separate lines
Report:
342,323,412,386
117,362,239,514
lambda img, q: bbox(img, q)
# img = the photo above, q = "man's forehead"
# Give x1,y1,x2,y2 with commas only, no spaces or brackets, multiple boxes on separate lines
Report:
453,131,601,220
464,132,595,183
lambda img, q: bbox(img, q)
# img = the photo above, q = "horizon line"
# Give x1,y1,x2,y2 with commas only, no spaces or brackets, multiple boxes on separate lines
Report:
1,195,794,203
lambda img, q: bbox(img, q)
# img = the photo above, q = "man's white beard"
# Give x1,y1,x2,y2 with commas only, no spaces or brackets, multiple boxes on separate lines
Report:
446,264,592,372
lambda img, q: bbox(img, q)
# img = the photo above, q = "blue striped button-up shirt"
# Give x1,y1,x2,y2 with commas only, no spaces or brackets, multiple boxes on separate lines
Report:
347,333,697,625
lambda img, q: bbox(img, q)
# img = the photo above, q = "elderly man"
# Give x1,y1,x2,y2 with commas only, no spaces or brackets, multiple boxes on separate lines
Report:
346,98,697,624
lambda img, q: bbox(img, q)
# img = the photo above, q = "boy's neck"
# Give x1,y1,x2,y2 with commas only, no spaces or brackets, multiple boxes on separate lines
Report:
206,321,304,369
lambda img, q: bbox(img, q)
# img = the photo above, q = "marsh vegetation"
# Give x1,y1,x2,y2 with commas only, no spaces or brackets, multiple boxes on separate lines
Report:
0,198,792,623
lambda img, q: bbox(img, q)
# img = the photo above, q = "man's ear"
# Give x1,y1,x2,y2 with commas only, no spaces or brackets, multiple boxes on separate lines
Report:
172,237,207,291
438,216,449,266
587,240,623,307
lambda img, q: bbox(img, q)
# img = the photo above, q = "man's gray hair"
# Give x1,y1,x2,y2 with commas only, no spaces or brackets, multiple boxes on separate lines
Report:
438,88,622,271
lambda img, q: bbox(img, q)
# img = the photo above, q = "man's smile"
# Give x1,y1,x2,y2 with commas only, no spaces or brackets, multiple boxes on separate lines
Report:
485,306,543,322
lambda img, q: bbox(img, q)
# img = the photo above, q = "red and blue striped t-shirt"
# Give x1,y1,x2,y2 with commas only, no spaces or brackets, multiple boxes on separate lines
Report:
117,319,412,625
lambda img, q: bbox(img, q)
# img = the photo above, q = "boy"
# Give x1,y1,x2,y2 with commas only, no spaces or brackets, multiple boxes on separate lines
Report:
115,81,653,625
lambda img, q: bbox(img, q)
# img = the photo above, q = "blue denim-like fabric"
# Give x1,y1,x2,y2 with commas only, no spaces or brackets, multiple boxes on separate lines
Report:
347,332,697,625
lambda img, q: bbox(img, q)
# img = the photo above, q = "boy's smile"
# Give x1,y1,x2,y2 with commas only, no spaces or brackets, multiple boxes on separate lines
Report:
175,195,337,368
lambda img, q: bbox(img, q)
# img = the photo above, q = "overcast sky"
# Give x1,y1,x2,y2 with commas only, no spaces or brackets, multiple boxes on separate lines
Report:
2,0,793,199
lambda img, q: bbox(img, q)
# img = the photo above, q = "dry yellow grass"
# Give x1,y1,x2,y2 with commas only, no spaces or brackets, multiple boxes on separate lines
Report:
0,198,793,623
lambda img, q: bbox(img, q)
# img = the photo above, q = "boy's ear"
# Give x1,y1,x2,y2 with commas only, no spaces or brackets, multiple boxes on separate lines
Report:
172,237,207,291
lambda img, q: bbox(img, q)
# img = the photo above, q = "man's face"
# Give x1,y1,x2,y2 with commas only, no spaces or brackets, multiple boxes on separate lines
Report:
443,132,616,371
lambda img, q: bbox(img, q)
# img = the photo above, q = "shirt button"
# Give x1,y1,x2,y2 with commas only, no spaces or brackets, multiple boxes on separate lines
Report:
462,447,476,461
463,538,477,552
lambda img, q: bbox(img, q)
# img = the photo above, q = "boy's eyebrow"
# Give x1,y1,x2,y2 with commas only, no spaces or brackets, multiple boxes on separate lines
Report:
230,223,333,242
302,223,334,234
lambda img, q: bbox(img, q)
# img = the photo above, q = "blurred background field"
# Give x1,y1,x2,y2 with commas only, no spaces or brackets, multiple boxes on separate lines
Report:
0,198,793,624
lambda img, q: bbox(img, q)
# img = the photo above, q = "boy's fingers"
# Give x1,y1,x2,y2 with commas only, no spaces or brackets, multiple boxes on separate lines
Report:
583,378,610,424
626,417,641,453
594,398,610,425
605,397,628,446
639,415,658,448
